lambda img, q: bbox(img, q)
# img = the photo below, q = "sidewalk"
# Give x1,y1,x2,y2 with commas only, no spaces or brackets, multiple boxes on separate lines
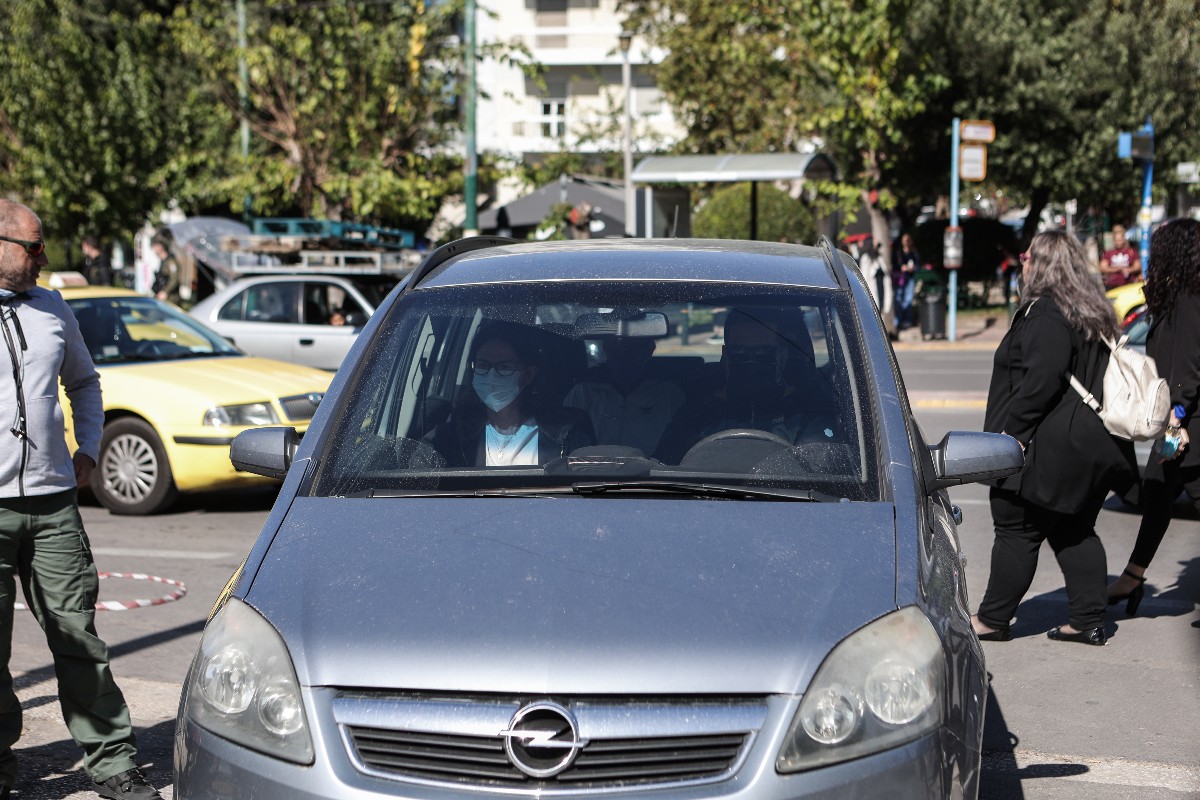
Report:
892,307,1010,351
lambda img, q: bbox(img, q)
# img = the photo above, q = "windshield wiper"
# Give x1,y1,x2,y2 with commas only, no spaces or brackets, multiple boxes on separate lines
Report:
570,481,842,502
336,487,571,499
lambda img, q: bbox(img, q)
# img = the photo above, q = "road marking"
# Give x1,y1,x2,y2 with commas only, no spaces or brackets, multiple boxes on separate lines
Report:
92,547,235,561
984,749,1200,793
911,399,988,409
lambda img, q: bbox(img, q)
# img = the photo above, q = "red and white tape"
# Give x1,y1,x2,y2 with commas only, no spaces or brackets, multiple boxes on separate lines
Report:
13,571,187,612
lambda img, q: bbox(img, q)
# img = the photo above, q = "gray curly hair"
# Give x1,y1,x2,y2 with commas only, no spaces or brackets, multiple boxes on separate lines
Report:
1021,230,1117,341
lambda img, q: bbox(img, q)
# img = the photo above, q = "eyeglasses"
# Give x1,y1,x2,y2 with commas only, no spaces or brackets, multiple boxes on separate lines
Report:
0,235,46,257
1018,251,1030,265
471,359,524,377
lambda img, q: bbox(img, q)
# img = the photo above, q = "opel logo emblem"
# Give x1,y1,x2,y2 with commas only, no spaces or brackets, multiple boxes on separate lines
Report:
498,701,587,778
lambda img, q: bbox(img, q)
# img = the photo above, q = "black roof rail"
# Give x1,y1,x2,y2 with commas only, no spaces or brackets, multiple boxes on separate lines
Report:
817,235,851,292
405,235,520,291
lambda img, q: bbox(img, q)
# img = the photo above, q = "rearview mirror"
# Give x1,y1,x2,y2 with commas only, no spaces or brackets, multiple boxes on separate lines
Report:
928,431,1023,491
230,427,299,480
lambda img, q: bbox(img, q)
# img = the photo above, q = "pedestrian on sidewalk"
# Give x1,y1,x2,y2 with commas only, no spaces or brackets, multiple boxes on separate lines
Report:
1108,219,1200,613
0,200,163,799
892,232,920,331
971,231,1137,646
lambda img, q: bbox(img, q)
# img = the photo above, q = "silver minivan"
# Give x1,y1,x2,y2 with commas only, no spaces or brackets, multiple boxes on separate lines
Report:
175,238,1021,799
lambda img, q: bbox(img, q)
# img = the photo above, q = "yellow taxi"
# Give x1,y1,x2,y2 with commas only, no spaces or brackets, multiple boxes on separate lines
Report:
47,279,333,515
1106,279,1146,325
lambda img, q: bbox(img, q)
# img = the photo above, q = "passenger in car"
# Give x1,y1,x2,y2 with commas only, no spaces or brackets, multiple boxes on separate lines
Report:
655,308,836,464
424,322,594,466
563,336,686,456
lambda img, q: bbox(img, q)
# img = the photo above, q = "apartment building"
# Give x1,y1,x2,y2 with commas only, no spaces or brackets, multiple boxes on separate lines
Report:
475,0,684,168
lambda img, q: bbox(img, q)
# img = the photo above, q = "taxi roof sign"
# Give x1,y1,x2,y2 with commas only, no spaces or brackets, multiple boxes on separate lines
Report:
960,120,995,143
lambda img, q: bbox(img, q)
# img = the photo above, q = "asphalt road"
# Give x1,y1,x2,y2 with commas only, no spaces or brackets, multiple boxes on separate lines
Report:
4,342,1198,799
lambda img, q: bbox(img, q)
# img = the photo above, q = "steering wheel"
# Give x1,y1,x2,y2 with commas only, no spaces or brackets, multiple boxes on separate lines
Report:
679,428,794,471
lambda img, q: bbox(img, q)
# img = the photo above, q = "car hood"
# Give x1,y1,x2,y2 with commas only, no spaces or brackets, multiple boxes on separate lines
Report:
97,356,330,420
248,497,899,696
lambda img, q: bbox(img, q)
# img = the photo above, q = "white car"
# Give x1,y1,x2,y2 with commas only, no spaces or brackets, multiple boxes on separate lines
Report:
190,274,400,370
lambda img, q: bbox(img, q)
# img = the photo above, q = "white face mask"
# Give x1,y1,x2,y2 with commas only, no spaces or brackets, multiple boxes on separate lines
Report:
472,369,523,412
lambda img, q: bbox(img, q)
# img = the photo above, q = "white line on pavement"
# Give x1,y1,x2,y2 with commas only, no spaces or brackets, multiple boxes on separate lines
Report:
92,547,235,560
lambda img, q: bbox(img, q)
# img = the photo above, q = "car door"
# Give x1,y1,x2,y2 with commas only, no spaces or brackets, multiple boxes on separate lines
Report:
294,280,372,370
213,281,302,362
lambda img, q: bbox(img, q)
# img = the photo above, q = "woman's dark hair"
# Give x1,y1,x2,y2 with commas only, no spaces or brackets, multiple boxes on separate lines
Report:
1145,219,1200,317
469,321,543,367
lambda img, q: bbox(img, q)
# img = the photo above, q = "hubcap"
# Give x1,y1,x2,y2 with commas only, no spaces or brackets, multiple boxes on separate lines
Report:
101,433,158,505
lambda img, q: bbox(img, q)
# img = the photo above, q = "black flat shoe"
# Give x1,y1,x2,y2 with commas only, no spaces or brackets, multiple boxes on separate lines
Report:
974,625,1011,641
1108,568,1147,615
1046,626,1106,646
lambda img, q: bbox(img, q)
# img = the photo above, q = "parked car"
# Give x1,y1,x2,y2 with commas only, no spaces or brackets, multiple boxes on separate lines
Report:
189,273,401,370
1107,279,1146,326
57,285,333,515
175,238,1022,799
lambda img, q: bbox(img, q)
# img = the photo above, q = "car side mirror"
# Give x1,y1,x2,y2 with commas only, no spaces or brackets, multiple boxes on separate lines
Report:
230,426,299,480
927,431,1023,491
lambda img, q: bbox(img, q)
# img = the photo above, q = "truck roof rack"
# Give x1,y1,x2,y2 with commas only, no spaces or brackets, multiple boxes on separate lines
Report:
405,236,520,291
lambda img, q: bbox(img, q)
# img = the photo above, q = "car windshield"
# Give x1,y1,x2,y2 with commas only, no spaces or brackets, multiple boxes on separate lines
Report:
69,295,243,364
308,282,879,500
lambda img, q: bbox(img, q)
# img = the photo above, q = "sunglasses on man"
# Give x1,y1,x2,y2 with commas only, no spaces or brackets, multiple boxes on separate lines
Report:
0,235,46,257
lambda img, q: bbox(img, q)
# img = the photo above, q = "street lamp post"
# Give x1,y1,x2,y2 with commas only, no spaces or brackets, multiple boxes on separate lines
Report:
464,0,479,236
619,30,634,238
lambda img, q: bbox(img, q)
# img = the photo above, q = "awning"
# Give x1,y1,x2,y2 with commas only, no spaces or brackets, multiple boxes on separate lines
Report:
632,152,838,184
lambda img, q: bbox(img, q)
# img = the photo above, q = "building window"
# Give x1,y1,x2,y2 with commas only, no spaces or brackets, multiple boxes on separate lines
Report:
540,100,567,139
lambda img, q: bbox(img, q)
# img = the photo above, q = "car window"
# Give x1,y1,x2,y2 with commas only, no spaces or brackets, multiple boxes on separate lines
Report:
309,282,878,501
217,291,246,321
69,296,242,363
302,282,365,325
245,283,300,323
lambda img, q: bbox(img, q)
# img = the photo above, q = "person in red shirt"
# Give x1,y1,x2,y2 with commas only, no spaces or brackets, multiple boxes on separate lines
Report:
1099,224,1141,288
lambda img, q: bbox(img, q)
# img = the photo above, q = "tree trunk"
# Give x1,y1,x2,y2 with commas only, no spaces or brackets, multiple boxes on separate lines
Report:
1021,186,1050,248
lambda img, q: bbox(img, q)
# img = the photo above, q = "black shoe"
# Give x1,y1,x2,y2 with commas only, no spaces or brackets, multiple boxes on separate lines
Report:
1108,568,1147,615
0,784,10,799
975,625,1012,642
93,768,162,800
1046,626,1106,646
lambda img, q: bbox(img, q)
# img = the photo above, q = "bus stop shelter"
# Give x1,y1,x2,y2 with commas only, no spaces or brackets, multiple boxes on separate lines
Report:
631,152,840,239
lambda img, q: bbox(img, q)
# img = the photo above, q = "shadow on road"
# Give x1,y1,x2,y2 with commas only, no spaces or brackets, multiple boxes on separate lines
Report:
78,485,279,516
982,674,1088,799
13,620,205,694
11,718,174,799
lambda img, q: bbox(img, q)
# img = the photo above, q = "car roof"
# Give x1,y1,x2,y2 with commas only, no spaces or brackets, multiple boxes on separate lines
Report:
418,239,844,291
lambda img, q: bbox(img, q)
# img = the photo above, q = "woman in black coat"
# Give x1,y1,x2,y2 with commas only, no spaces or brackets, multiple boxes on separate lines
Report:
1107,219,1200,613
971,231,1137,646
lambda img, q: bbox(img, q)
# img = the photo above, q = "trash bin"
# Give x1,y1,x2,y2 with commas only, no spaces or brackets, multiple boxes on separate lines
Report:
920,290,947,340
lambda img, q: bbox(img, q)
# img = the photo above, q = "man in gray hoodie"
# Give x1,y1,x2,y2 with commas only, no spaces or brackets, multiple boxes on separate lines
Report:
0,200,161,799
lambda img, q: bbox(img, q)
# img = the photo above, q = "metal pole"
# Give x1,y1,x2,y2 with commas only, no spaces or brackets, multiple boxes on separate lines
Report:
621,37,635,237
237,0,252,222
463,0,479,236
948,118,960,342
1139,118,1154,278
749,181,758,240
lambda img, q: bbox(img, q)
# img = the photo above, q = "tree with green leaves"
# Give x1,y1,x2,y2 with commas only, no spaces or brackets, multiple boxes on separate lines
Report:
693,183,816,243
0,0,186,249
168,0,473,227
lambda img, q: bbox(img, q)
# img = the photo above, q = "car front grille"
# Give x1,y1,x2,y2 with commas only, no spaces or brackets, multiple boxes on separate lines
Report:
333,694,765,794
279,392,323,421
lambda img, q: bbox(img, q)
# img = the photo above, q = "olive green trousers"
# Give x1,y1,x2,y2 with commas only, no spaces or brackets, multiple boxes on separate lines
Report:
0,490,138,787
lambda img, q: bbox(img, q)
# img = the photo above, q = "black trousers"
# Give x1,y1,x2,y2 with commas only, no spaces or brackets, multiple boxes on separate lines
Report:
1131,461,1200,569
977,488,1107,631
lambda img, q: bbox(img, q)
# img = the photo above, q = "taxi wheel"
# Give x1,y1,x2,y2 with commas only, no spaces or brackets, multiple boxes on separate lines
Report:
92,418,179,515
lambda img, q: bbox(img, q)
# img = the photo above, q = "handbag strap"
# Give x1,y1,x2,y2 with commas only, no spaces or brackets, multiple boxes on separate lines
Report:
1067,336,1117,413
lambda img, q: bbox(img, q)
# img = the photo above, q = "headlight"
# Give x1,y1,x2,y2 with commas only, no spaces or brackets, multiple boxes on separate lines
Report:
776,607,944,773
186,598,314,764
203,402,279,427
